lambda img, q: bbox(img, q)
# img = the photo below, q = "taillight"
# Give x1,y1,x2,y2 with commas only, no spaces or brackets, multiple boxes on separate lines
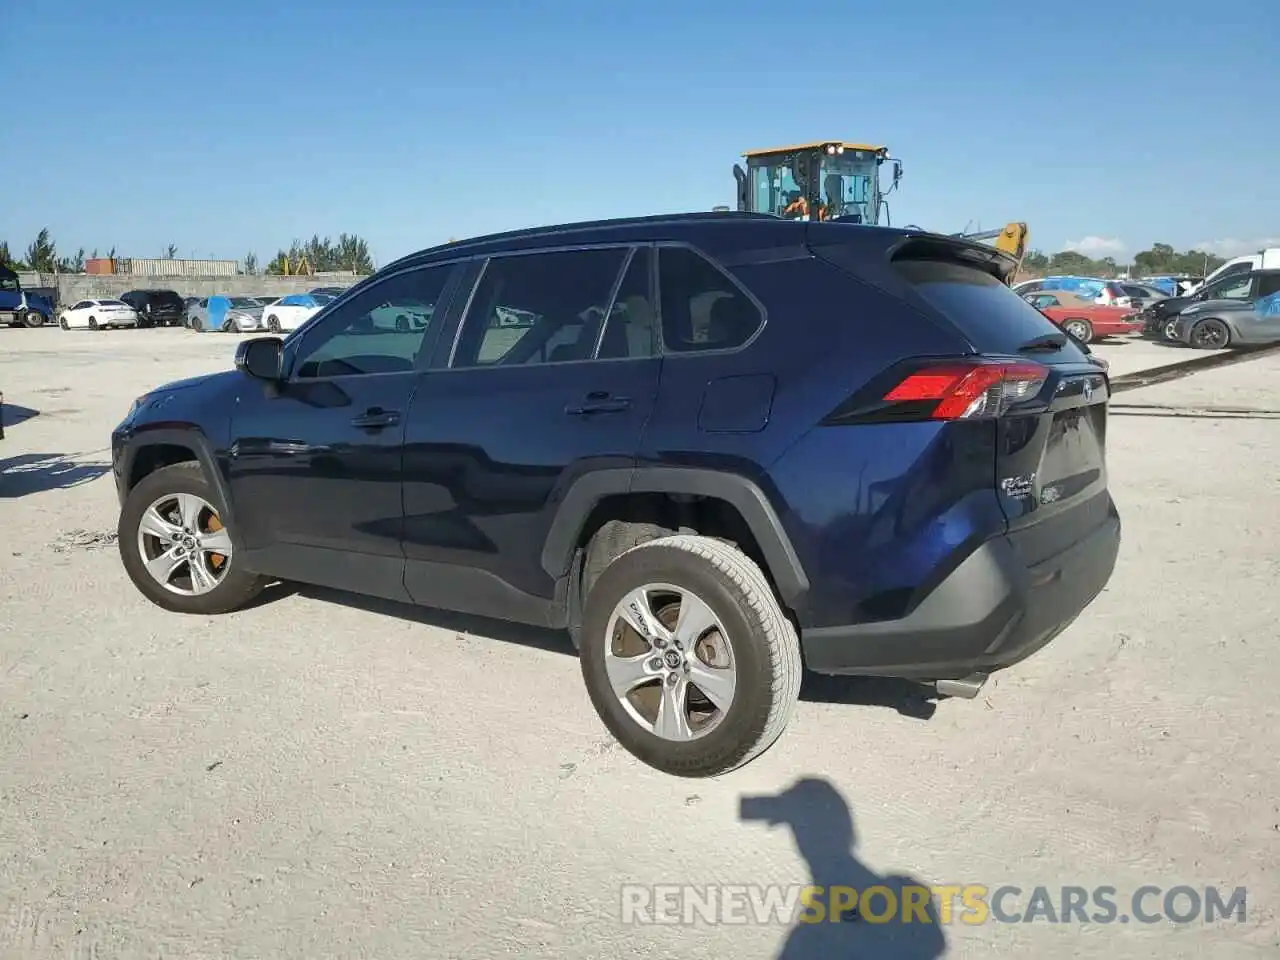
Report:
824,359,1050,425
885,361,1047,419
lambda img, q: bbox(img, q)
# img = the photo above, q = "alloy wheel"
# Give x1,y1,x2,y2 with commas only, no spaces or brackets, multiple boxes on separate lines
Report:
603,583,737,741
135,492,233,596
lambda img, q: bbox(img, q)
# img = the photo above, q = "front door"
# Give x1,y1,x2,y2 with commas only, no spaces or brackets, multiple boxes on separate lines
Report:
402,245,661,625
226,261,462,600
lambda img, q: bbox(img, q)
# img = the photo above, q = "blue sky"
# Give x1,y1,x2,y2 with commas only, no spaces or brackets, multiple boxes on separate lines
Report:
6,0,1277,268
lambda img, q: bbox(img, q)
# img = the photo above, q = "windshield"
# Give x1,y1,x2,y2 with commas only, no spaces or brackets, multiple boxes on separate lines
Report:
747,151,881,224
230,297,260,309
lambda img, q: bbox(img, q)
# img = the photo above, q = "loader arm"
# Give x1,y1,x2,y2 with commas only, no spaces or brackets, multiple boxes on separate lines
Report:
952,222,1029,284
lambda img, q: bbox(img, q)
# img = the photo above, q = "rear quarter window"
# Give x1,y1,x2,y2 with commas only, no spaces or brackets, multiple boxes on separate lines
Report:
893,259,1090,358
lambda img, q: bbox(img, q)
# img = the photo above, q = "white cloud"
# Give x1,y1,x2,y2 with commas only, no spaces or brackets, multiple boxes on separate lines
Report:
1191,237,1280,258
1064,236,1126,258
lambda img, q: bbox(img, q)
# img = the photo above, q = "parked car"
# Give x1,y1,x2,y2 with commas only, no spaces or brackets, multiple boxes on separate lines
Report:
120,289,186,328
1022,291,1141,343
110,214,1121,778
262,293,335,333
186,295,266,333
1167,269,1280,349
1013,276,1130,306
1139,269,1261,340
58,298,139,330
1116,283,1168,311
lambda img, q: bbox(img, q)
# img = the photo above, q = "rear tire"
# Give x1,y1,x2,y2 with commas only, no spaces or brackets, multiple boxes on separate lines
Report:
578,534,803,777
117,462,266,615
87,317,98,330
1189,318,1230,350
267,315,281,333
569,519,669,649
1062,318,1093,344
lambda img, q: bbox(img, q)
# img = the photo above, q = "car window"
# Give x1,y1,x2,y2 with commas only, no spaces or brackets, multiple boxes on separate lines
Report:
597,247,657,360
1035,294,1060,307
294,264,455,379
1216,276,1254,299
892,258,1089,359
71,300,90,310
1122,285,1148,298
658,246,762,353
451,247,629,368
1255,273,1280,299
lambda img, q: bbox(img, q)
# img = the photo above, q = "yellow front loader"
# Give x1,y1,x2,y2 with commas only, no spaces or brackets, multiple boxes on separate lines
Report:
727,139,1028,282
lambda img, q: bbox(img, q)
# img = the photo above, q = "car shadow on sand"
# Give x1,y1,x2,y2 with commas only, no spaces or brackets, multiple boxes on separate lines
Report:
741,777,947,960
267,585,939,718
0,452,111,498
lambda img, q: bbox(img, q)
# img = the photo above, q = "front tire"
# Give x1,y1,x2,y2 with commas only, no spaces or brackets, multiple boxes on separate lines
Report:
117,462,266,615
23,311,44,328
578,534,802,777
267,315,281,333
87,317,98,330
1189,318,1230,350
1062,318,1093,344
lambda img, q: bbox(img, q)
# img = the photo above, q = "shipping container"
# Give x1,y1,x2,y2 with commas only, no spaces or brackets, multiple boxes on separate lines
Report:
120,258,238,277
85,258,115,275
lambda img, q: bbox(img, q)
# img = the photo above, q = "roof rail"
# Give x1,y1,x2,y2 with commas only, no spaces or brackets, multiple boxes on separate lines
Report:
387,211,786,270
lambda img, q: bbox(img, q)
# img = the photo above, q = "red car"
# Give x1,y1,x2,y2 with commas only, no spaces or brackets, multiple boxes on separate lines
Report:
1023,290,1142,344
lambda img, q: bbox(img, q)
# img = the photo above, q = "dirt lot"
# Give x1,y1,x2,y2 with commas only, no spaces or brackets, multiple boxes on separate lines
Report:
2,328,1278,959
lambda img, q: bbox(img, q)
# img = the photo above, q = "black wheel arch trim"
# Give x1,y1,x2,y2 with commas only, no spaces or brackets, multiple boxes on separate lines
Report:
541,466,809,605
119,428,243,553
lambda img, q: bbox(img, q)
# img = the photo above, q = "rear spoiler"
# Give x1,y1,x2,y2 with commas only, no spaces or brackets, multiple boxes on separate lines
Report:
887,233,1020,285
803,222,1020,284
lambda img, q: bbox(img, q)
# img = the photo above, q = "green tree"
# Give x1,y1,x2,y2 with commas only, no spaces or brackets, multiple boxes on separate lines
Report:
1023,250,1050,271
0,242,11,267
24,228,58,273
265,233,374,275
57,248,86,272
243,251,259,275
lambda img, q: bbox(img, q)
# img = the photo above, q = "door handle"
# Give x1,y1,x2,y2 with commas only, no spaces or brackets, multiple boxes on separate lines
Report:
565,396,631,416
350,408,401,429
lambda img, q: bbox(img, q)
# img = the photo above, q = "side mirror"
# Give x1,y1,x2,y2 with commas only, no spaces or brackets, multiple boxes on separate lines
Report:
235,336,284,380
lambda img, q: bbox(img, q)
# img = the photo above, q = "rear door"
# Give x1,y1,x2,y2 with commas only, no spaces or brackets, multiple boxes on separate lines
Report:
888,256,1114,566
402,245,661,622
1238,271,1280,341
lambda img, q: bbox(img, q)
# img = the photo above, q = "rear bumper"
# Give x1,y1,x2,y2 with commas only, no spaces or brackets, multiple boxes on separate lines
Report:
801,502,1121,680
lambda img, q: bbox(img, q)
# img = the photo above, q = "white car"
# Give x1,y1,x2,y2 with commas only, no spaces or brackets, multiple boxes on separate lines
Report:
58,298,140,330
262,293,335,333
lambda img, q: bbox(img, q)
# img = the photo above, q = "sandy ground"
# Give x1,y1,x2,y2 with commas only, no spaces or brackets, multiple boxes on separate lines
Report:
1,328,1277,960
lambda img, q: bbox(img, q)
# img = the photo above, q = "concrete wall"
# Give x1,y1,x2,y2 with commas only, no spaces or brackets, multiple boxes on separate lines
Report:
17,272,371,308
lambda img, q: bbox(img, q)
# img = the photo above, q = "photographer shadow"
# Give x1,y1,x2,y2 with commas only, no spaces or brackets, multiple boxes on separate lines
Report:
741,778,947,960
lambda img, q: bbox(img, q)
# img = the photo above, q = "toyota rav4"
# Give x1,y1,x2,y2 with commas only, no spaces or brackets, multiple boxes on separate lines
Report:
111,213,1121,777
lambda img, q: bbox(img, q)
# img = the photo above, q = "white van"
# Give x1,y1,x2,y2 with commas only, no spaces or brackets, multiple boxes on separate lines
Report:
1186,247,1280,295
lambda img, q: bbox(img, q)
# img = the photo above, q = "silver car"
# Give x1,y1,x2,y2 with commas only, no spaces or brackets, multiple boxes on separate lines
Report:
1170,269,1280,349
186,295,266,333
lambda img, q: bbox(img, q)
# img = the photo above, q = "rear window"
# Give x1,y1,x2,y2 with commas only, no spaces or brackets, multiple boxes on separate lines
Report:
100,299,127,306
893,259,1089,358
152,291,183,308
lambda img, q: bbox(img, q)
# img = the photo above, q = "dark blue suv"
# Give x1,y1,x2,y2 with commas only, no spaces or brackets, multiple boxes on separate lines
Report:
111,213,1121,777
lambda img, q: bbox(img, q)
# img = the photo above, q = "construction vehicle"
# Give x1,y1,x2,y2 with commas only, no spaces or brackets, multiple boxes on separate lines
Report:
729,140,1029,279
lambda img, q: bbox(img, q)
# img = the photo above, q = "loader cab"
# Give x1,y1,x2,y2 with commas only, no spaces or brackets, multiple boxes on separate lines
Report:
733,141,901,226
